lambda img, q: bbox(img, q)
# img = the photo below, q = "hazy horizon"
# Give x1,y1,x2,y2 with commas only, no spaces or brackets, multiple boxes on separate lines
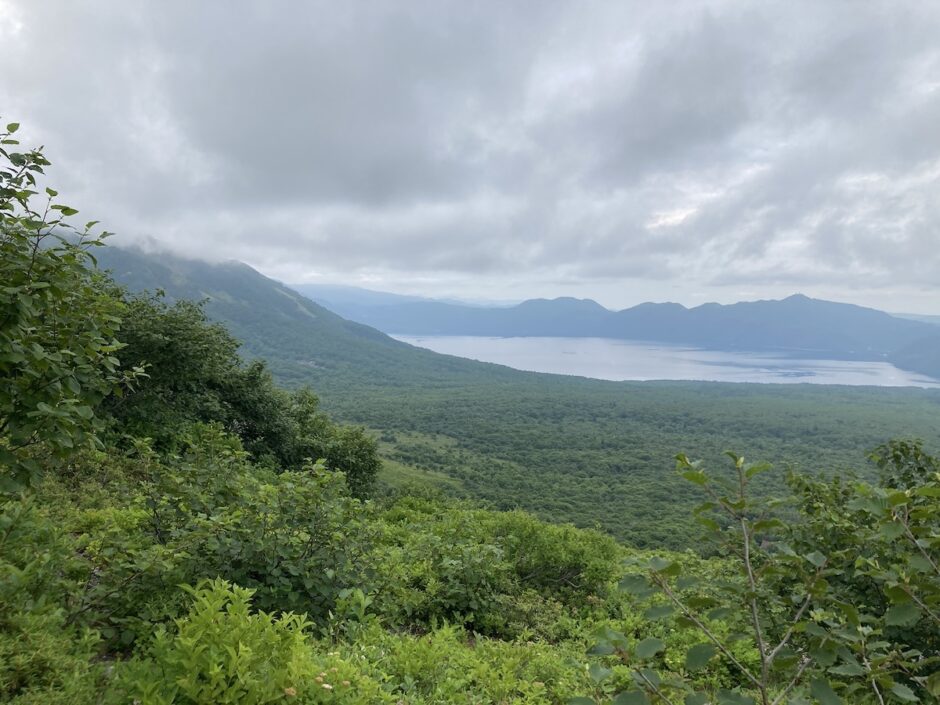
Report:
294,278,936,317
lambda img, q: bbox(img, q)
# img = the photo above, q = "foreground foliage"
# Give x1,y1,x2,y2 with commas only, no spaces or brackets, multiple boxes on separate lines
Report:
578,442,940,704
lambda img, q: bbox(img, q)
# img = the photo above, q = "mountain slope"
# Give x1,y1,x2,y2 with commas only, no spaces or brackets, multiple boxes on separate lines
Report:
97,246,521,392
312,291,936,361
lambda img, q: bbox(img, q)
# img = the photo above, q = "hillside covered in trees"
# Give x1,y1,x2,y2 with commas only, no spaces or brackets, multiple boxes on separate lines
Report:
2,126,939,705
96,246,940,548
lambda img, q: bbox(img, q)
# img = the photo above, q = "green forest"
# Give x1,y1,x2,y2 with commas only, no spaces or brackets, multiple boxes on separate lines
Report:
2,124,939,705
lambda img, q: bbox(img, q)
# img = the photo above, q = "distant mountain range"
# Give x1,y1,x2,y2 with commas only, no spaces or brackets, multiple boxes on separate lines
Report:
290,285,940,371
95,246,940,383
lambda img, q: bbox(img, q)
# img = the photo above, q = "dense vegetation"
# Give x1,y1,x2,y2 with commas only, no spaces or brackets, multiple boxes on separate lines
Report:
2,124,938,703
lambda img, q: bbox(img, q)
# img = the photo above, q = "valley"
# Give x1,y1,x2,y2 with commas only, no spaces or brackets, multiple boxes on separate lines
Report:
98,246,940,548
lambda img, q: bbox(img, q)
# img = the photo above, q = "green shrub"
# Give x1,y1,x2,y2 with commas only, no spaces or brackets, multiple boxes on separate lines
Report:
0,121,141,490
119,578,387,705
483,510,622,599
341,622,590,704
0,497,105,704
103,296,380,497
372,499,516,633
72,426,375,644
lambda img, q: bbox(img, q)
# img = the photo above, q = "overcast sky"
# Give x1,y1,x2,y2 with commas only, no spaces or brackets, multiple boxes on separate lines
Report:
2,1,939,312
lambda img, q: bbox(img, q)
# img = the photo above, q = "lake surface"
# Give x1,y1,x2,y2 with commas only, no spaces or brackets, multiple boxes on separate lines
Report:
393,335,940,387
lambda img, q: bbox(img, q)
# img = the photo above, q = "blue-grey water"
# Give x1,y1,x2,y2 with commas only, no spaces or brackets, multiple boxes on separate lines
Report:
393,335,940,388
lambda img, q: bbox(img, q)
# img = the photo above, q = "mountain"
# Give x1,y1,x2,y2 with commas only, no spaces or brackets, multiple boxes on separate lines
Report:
289,283,485,333
889,333,940,381
303,290,938,361
328,296,612,338
95,246,521,393
291,283,433,310
895,313,940,326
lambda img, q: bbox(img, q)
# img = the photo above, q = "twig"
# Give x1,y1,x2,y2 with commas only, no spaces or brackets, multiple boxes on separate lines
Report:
770,657,812,705
635,669,678,705
653,575,763,691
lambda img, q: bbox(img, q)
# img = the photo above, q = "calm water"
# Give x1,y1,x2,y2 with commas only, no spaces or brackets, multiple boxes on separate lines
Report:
394,335,940,387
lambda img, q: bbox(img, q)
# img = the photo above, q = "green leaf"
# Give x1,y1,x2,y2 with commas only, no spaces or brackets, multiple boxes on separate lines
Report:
878,521,905,540
589,663,612,683
685,643,717,671
613,691,649,705
889,683,918,703
648,556,672,571
707,607,733,621
753,518,784,532
681,469,708,485
804,551,827,568
648,556,680,576
884,603,921,627
644,605,674,621
6,122,19,133
745,461,772,479
587,642,615,656
809,678,842,705
567,698,596,705
716,690,755,705
828,662,864,677
620,574,653,596
926,671,940,698
635,637,665,660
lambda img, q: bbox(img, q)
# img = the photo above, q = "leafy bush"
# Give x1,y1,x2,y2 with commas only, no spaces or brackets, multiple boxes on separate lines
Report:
579,449,940,704
104,295,380,496
73,426,374,644
119,578,388,705
340,622,591,704
372,499,516,633
0,497,104,704
483,510,622,598
0,120,140,489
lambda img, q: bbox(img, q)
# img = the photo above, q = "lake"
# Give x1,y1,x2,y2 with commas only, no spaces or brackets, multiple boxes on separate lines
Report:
393,335,940,387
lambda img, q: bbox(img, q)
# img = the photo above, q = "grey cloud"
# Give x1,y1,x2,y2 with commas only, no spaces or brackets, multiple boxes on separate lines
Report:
1,0,938,312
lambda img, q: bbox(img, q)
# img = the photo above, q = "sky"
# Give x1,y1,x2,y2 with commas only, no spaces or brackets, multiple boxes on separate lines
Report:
1,1,939,313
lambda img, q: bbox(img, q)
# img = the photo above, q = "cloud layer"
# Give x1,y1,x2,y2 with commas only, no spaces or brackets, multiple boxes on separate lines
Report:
2,1,938,311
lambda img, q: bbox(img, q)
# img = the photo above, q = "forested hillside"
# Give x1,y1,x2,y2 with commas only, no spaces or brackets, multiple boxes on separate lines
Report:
99,247,940,547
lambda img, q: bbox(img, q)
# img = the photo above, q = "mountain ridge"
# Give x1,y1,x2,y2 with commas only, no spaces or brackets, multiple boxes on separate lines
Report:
293,287,937,363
